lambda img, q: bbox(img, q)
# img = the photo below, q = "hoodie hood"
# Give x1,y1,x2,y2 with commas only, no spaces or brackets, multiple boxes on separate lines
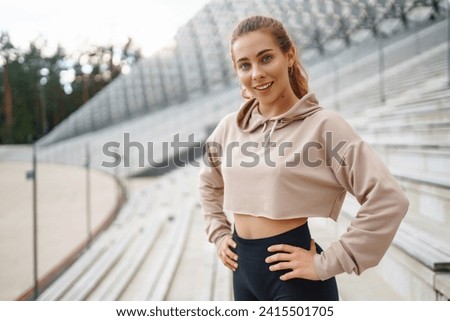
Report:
236,92,323,138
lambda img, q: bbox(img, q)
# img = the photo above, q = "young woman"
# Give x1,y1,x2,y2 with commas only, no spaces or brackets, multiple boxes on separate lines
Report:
198,15,409,301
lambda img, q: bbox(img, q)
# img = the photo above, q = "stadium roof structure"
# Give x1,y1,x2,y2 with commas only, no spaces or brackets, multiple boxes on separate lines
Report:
38,0,447,146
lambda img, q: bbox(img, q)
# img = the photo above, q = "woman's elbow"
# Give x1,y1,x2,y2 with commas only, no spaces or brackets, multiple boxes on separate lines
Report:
398,191,410,219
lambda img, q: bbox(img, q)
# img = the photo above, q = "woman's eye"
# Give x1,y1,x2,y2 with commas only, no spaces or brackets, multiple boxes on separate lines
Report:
262,55,273,63
239,63,250,71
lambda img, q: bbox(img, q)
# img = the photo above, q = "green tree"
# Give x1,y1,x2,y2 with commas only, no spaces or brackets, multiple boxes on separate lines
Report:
0,32,16,143
0,35,141,144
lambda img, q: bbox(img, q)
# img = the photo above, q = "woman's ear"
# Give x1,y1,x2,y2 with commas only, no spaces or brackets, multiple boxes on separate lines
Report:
287,46,296,66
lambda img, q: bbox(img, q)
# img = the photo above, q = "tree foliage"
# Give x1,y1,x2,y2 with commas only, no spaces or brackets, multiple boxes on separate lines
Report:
0,33,141,144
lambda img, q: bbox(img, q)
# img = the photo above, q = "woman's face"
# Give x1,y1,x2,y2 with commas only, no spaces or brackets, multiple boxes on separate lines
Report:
232,30,295,107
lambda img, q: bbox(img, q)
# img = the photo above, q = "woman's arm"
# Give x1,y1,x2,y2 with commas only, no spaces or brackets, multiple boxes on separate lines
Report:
313,139,409,280
267,110,409,281
198,125,238,271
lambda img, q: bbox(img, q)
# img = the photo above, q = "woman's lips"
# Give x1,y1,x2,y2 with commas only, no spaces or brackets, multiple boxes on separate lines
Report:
254,81,274,91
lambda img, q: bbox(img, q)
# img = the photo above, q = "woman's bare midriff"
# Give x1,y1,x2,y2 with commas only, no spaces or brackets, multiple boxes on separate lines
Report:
233,213,308,239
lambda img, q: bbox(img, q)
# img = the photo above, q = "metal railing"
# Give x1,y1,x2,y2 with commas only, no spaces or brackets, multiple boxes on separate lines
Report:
23,143,125,300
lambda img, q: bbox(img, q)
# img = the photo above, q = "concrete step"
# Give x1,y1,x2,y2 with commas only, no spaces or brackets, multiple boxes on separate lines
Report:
165,202,217,300
86,207,168,300
148,199,196,301
36,194,145,301
394,170,450,226
362,125,450,146
397,216,450,271
59,232,135,300
309,213,404,300
337,195,450,300
36,167,201,301
119,210,178,300
317,42,447,119
362,96,450,131
372,145,450,177
384,61,445,89
435,274,450,300
394,87,450,110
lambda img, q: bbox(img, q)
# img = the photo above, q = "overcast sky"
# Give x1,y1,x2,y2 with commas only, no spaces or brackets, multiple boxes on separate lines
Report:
0,0,212,57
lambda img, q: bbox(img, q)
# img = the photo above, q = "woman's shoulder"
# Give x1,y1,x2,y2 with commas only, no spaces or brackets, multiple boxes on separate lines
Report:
313,108,359,134
313,108,348,124
309,108,363,150
206,111,238,142
219,111,238,126
215,111,238,132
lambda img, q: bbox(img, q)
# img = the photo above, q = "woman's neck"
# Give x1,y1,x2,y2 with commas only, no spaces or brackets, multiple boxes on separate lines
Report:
258,91,299,118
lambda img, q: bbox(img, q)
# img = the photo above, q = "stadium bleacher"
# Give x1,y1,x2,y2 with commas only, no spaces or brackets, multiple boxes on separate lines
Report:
17,0,450,300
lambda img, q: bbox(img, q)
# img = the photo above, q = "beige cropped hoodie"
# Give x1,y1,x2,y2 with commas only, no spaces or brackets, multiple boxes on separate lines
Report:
197,92,409,281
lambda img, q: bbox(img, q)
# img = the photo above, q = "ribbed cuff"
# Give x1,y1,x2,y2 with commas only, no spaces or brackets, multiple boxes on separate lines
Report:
313,247,346,281
214,233,232,252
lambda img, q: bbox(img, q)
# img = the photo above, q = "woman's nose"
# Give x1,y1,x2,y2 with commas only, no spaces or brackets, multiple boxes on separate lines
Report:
252,65,266,80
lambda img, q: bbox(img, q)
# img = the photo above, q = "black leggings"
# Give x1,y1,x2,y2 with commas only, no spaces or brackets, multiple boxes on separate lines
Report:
232,222,339,301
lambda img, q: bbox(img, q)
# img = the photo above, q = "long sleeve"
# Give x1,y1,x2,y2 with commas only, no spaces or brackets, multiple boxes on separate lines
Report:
198,129,232,251
313,139,410,280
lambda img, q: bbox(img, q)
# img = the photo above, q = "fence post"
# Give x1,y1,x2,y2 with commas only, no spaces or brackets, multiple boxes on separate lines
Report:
333,56,340,111
378,35,386,103
85,144,92,248
31,143,38,299
447,0,450,87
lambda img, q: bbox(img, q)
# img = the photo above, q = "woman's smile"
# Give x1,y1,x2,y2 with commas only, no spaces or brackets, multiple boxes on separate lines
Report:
254,81,274,91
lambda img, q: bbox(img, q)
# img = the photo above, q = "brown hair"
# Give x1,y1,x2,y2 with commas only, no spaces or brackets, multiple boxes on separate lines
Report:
230,15,309,100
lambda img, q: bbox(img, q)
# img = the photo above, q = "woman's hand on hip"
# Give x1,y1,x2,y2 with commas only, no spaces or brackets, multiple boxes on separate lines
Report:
218,235,238,272
265,240,320,281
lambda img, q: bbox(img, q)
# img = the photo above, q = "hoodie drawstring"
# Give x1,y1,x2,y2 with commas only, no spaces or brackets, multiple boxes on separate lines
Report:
261,119,279,143
261,122,267,133
269,119,278,139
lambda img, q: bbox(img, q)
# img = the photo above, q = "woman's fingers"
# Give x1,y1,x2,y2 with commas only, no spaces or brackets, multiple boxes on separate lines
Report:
224,255,238,271
219,249,235,270
279,270,297,281
265,240,320,281
268,261,292,272
226,248,238,261
227,238,237,249
267,243,297,253
265,252,291,264
219,235,238,271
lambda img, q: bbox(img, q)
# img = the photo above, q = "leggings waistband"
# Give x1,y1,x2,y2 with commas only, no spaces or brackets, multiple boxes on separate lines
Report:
232,222,311,260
